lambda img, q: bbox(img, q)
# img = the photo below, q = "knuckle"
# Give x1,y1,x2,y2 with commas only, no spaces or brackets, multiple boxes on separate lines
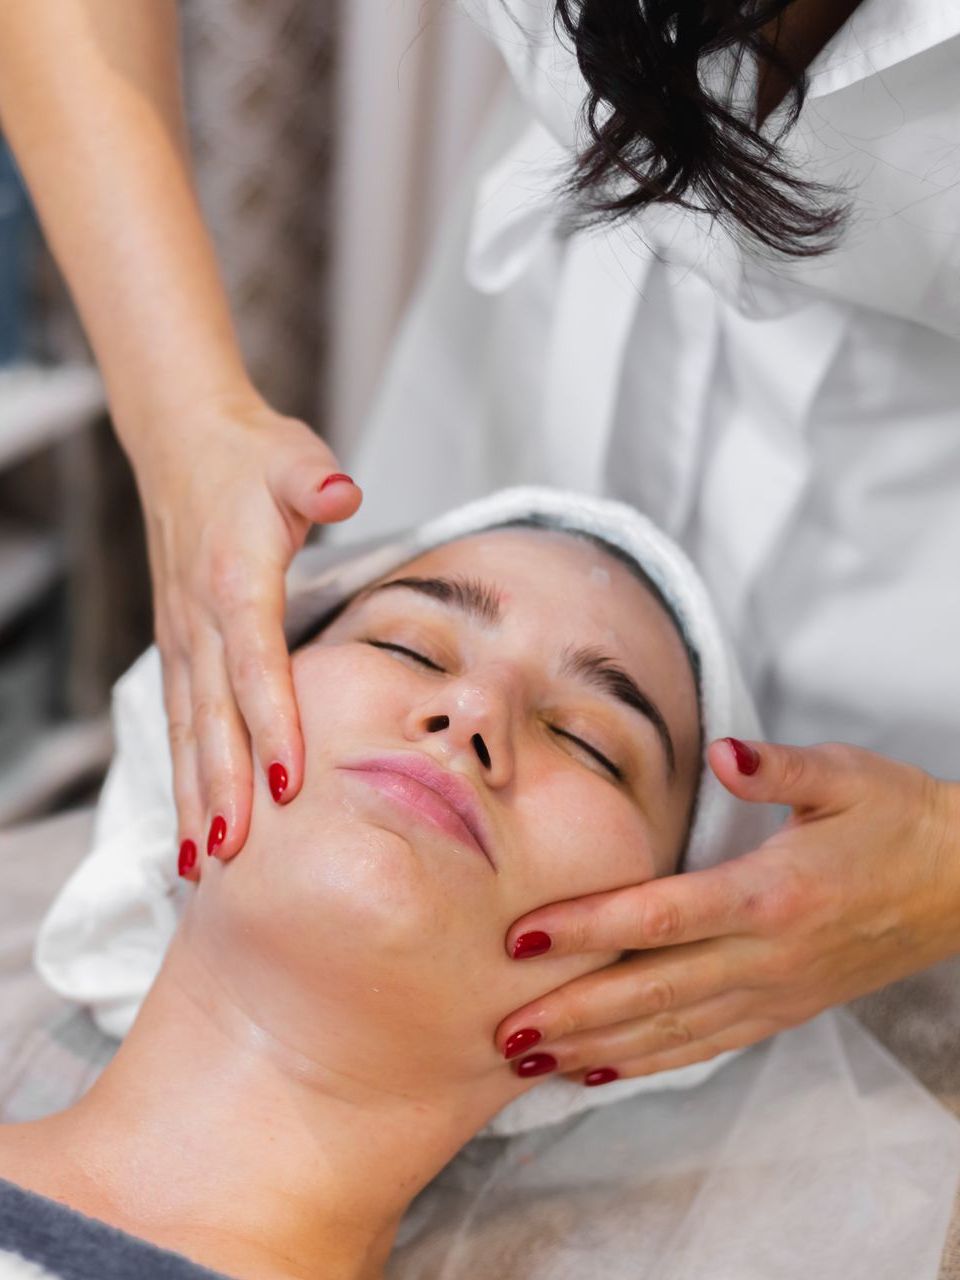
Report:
209,549,255,616
638,895,682,945
554,999,587,1041
169,618,193,660
192,694,231,733
228,642,270,693
651,1013,693,1048
166,718,194,752
754,864,809,933
778,748,809,793
638,974,675,1014
818,741,857,770
817,742,866,799
757,947,797,988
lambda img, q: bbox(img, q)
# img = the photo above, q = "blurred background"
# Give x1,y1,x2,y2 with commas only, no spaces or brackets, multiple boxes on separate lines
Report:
0,0,503,827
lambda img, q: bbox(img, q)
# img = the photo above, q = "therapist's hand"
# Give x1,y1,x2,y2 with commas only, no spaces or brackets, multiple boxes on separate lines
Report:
497,739,960,1084
134,389,362,877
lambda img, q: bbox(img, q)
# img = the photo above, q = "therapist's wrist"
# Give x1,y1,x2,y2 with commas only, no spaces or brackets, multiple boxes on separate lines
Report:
112,369,267,469
110,349,260,441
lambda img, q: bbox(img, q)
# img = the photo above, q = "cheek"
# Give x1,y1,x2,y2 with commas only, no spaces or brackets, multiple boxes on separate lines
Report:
209,794,431,971
196,645,505,1017
488,771,656,1020
287,645,499,929
516,768,657,904
291,643,404,760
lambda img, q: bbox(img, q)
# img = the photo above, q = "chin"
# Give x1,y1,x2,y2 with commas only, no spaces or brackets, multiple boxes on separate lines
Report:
206,830,496,1042
225,811,467,959
202,774,506,1039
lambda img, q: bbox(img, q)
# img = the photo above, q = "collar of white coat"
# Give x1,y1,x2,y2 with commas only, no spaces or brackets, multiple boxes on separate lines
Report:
464,0,960,293
805,0,960,98
465,0,960,114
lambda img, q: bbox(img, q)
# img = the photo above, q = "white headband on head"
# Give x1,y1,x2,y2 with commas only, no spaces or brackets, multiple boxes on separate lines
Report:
36,486,776,1137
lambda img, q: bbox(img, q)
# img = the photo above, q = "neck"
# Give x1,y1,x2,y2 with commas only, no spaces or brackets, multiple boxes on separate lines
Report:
756,0,864,126
14,931,516,1280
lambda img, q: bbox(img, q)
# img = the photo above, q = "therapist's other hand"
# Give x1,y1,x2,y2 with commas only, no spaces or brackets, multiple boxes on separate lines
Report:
497,740,960,1083
136,389,362,875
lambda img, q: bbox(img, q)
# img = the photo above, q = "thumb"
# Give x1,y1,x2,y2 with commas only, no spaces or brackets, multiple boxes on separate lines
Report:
707,737,859,813
275,451,363,526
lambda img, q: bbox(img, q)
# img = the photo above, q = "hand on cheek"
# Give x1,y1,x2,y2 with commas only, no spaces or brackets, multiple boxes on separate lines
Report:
494,738,960,1088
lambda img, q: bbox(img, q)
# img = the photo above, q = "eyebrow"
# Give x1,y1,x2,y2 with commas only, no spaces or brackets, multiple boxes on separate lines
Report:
360,575,503,625
558,645,676,777
359,574,678,779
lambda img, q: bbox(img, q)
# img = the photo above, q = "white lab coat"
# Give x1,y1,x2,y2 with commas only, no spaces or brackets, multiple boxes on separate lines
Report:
339,0,960,782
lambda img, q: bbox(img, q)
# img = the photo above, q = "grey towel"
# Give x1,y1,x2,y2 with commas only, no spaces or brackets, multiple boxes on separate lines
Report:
0,1176,233,1279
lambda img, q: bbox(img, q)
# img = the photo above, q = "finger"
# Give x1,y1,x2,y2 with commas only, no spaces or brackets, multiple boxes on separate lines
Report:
190,618,254,861
497,939,755,1054
708,737,865,813
216,564,305,808
541,989,762,1074
274,455,363,526
571,1017,784,1085
159,651,204,883
507,862,758,960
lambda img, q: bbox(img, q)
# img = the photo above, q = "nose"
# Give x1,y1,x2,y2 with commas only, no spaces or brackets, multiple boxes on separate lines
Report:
405,671,516,786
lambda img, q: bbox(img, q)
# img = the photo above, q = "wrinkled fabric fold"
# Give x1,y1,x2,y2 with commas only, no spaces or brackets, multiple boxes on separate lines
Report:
388,1011,960,1280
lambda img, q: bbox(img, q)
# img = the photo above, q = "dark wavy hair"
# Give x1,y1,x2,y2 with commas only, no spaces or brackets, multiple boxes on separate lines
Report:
541,0,855,257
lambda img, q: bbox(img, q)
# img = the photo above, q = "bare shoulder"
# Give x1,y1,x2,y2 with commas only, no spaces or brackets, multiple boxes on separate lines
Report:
0,1120,168,1246
0,1119,57,1189
0,1118,94,1212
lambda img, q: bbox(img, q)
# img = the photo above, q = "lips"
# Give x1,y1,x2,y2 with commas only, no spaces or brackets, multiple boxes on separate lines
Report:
339,753,495,868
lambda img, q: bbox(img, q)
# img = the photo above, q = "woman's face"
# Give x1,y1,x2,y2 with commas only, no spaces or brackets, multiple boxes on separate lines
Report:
192,528,701,1084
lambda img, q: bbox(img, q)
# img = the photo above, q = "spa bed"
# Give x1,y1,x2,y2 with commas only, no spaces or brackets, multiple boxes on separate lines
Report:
2,807,960,1275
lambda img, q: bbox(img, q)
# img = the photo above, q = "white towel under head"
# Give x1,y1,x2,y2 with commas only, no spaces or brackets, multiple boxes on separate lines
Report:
35,487,776,1136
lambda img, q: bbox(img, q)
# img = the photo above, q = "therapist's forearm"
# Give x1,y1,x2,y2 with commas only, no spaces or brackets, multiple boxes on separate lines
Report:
0,0,255,454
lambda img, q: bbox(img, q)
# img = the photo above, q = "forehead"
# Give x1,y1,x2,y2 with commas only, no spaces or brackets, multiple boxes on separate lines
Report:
379,527,693,678
398,527,668,617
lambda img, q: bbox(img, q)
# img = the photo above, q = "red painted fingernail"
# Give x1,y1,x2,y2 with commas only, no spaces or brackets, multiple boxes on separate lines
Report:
319,472,354,491
268,761,288,803
504,1028,542,1060
207,815,227,856
723,737,760,776
512,931,552,959
178,839,197,877
584,1067,619,1087
514,1053,557,1078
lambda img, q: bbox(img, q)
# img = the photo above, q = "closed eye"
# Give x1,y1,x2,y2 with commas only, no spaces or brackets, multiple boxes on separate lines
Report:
366,640,623,780
365,639,445,672
550,727,623,782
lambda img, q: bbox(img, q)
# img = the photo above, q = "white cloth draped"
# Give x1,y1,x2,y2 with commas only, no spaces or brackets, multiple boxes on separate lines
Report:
337,0,960,787
327,0,503,454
